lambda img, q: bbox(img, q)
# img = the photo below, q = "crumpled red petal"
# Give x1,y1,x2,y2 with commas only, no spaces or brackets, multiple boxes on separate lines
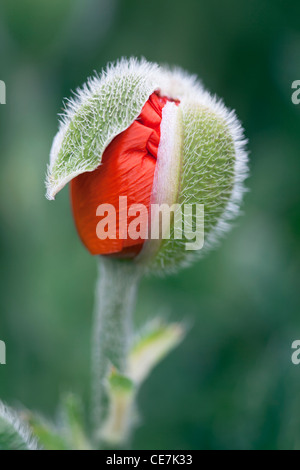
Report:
70,93,170,257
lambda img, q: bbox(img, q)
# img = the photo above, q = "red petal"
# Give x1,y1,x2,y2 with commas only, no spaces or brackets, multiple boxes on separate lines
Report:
70,93,170,257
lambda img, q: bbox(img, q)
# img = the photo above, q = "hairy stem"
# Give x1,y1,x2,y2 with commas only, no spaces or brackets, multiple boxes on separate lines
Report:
91,257,141,444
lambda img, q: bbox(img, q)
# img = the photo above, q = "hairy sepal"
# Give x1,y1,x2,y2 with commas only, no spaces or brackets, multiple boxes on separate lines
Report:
149,68,249,273
46,59,159,200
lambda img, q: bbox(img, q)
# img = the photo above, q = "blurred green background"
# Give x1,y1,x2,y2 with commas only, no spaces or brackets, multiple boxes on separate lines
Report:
0,0,300,450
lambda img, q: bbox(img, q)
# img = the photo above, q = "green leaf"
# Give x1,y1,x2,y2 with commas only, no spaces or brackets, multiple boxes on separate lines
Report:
25,412,69,451
25,394,92,450
0,401,39,450
99,321,184,447
60,393,92,450
100,368,135,446
129,319,185,385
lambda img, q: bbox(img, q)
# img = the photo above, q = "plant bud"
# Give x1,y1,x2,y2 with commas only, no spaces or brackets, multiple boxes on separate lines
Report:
46,58,248,272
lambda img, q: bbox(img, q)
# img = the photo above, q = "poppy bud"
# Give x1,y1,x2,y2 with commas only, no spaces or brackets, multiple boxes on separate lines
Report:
46,58,248,272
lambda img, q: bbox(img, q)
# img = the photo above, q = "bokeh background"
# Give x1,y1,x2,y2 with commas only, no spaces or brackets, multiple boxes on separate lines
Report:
0,0,300,450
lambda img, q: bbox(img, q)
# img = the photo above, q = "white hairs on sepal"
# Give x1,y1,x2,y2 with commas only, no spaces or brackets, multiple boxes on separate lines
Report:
46,58,159,200
149,65,249,272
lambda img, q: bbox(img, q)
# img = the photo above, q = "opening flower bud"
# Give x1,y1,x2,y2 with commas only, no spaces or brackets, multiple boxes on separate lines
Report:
70,92,176,258
46,58,248,272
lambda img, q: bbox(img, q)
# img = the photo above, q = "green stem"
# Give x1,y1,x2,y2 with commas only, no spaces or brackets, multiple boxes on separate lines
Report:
91,257,141,444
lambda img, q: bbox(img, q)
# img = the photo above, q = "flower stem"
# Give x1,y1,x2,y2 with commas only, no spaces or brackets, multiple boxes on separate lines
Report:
91,257,141,445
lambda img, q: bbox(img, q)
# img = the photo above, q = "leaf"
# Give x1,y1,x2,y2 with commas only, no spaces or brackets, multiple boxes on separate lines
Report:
25,394,92,450
100,368,135,446
129,319,185,385
25,412,69,451
0,401,39,450
60,393,92,450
